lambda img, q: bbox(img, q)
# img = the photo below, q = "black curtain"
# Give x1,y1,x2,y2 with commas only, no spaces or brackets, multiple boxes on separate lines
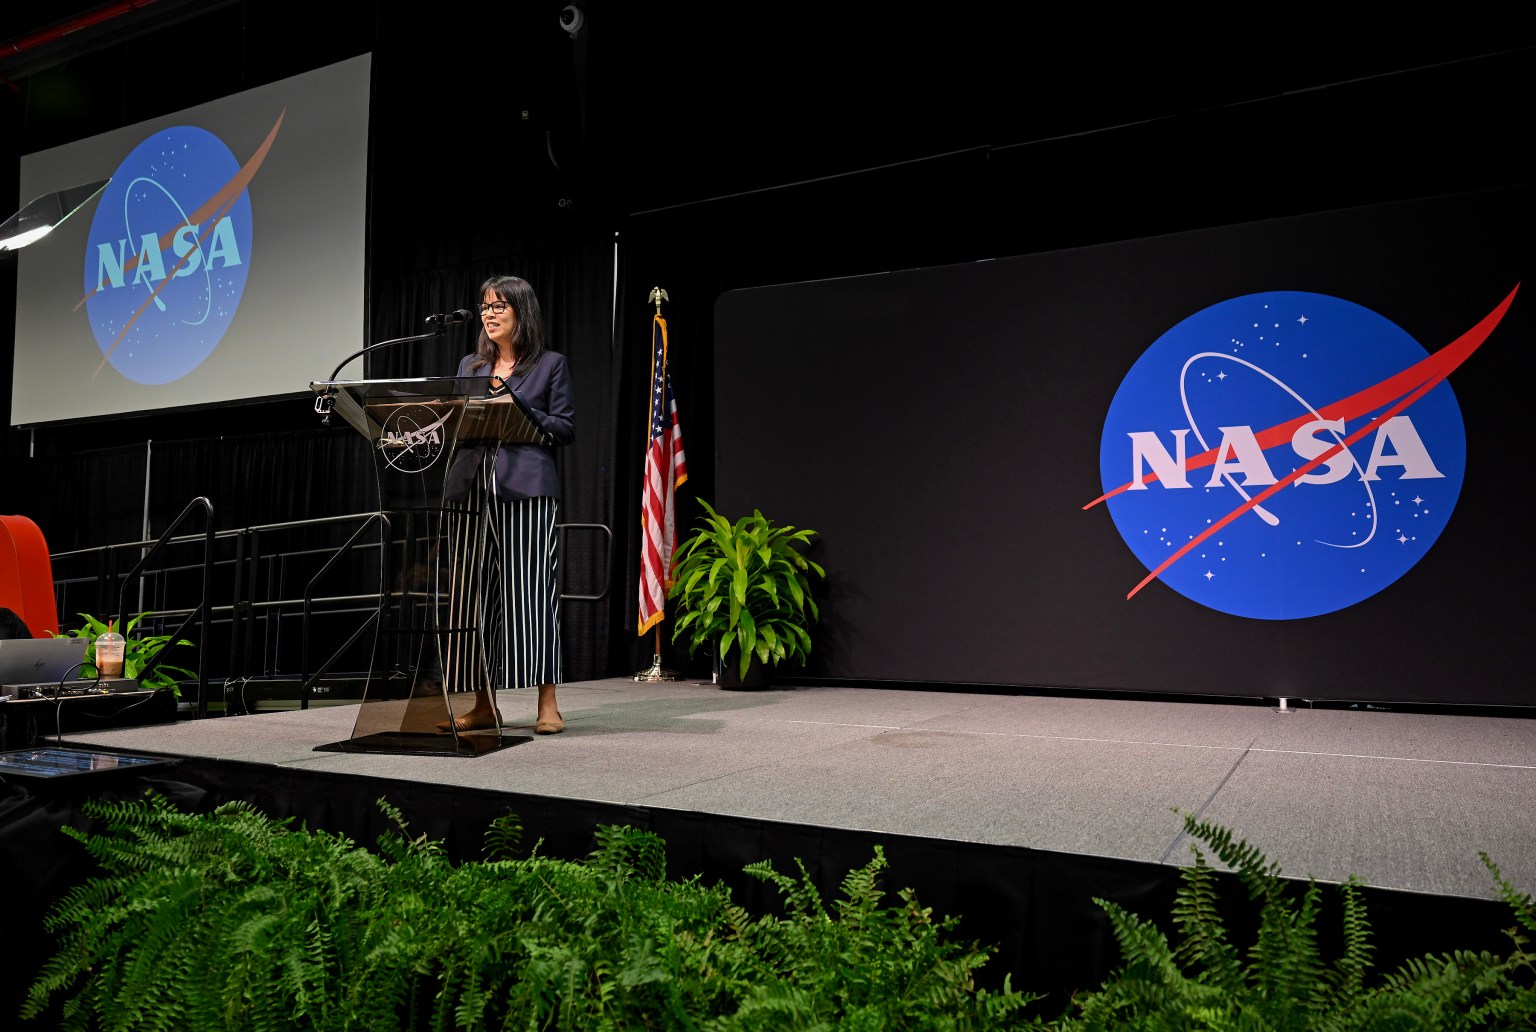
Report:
145,429,372,533
3,442,148,555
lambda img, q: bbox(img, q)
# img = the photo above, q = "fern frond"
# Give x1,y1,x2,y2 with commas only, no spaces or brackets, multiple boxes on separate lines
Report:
483,810,525,861
1169,848,1244,993
1329,876,1375,1000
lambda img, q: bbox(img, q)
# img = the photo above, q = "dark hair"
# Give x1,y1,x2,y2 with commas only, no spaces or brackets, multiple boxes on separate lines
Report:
471,274,547,373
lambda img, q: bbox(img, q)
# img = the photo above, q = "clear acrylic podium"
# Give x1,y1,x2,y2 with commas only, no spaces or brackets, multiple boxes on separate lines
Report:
308,376,546,755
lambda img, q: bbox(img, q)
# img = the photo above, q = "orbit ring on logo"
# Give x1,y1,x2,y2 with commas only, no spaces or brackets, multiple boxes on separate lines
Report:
1087,287,1516,620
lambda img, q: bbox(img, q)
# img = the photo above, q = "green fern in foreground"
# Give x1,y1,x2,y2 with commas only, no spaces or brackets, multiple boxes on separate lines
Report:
1056,810,1536,1031
715,850,1036,1029
23,791,1041,1031
26,795,1536,1030
25,794,423,1032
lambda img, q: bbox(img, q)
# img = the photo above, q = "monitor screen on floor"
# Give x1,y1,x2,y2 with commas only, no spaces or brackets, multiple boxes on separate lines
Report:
10,53,371,427
0,746,177,780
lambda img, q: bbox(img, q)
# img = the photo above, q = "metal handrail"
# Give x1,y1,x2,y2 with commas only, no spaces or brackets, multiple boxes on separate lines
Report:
299,511,391,707
50,509,614,713
557,522,614,602
48,511,410,562
109,496,215,717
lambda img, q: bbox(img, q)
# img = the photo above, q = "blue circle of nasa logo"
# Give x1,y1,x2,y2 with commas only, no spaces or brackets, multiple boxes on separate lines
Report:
82,126,253,384
1098,291,1465,620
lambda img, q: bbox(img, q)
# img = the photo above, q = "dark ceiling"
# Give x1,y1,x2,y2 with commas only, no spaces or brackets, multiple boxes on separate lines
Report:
9,5,1533,151
0,1,235,84
4,3,1534,228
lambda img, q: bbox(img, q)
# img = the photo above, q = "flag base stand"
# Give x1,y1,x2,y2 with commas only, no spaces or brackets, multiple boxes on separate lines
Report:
633,653,683,682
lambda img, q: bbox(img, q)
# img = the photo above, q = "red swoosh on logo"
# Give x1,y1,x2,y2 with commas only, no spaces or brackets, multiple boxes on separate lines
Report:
1081,283,1518,599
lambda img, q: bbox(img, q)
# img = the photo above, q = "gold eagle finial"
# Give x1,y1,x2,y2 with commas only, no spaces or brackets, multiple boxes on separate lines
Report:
648,286,669,313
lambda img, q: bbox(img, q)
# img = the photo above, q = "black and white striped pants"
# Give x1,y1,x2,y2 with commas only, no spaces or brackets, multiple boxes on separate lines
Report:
441,467,562,693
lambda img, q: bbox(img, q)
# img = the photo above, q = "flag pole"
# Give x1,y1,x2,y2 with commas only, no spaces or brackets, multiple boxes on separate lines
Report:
635,285,683,682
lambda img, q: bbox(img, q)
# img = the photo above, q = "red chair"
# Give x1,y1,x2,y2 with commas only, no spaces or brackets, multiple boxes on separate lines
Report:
0,514,60,638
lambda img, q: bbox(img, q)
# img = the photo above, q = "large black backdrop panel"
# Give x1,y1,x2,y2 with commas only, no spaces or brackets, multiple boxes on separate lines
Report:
714,186,1531,707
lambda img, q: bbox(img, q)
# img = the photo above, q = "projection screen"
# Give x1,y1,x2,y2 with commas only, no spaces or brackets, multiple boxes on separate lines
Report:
11,53,371,427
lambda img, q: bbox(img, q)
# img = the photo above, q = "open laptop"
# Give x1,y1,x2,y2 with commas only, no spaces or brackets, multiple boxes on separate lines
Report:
0,637,91,696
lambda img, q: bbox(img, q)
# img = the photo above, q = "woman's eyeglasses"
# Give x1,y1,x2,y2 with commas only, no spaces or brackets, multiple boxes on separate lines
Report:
479,301,511,315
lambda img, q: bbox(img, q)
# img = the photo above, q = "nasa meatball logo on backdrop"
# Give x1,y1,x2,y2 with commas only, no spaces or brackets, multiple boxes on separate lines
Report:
81,124,258,384
1090,287,1517,620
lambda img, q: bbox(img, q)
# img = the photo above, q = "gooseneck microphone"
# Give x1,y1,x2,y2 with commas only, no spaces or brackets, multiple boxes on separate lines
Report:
313,308,474,424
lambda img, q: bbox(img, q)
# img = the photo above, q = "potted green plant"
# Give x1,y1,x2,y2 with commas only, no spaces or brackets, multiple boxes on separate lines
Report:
53,612,197,697
668,500,825,688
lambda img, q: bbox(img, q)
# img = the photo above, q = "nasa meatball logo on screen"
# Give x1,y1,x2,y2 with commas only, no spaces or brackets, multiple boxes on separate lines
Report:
82,125,254,384
1089,287,1516,620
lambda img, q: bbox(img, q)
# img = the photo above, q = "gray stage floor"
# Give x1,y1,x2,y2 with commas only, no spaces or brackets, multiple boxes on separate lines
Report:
56,678,1536,902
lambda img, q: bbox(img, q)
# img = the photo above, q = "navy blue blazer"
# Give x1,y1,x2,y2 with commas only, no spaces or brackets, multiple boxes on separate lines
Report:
443,350,576,502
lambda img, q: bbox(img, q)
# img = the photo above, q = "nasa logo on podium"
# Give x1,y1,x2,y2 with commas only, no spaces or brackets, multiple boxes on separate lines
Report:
377,405,453,474
1091,287,1515,620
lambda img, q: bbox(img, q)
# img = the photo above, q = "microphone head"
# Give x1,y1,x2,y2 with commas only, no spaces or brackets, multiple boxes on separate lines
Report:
448,308,473,323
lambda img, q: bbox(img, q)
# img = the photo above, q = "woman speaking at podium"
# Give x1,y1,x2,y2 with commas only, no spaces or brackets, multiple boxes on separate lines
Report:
438,274,575,735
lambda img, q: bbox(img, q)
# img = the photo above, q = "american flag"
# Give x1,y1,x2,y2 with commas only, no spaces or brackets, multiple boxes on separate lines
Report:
639,312,688,635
